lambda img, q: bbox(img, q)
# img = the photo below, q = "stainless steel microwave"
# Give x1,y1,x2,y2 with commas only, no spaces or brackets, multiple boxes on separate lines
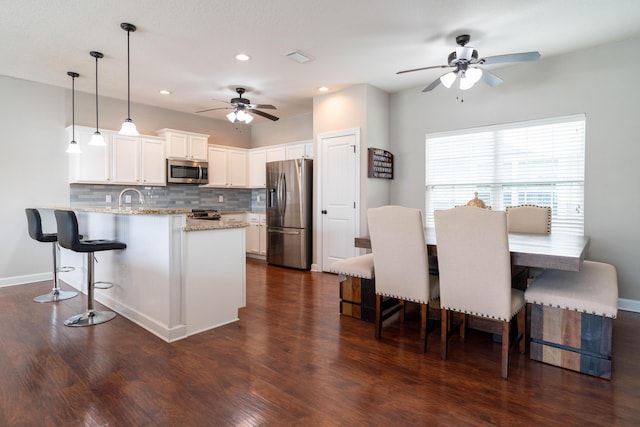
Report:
167,159,208,184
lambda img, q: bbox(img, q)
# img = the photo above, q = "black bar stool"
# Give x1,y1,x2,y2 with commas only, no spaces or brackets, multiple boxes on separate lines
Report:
54,210,126,327
25,208,78,303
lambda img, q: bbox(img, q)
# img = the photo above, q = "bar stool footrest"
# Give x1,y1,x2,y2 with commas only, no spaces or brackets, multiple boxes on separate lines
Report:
94,281,114,290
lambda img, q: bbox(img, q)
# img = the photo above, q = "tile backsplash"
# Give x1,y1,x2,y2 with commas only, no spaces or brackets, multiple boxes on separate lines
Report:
71,184,267,212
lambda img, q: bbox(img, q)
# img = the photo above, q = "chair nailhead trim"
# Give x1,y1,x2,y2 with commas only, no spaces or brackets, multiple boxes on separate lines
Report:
526,300,616,319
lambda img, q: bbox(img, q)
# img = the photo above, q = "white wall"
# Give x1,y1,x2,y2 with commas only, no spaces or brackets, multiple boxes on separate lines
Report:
389,35,640,301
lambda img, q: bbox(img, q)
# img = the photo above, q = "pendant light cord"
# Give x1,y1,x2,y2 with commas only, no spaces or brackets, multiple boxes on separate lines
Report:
127,29,131,120
95,56,99,131
72,75,76,141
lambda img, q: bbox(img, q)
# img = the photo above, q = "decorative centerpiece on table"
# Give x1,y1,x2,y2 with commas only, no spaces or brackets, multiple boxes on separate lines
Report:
466,192,487,209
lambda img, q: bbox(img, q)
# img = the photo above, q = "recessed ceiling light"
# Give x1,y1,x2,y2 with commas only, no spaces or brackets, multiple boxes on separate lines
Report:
318,86,329,92
159,90,172,95
235,53,251,61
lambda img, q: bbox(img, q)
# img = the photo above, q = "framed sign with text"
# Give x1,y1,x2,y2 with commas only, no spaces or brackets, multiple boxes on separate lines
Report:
367,148,394,179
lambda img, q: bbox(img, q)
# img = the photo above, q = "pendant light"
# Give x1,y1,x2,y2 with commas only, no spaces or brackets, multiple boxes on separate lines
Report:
118,22,139,136
66,71,81,154
89,51,106,146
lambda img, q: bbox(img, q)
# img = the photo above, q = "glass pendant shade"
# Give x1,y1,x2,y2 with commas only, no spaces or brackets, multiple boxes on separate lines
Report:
119,118,139,136
227,111,237,122
89,131,106,146
244,113,254,124
460,68,483,91
440,71,457,88
236,110,246,121
66,140,81,154
119,23,139,136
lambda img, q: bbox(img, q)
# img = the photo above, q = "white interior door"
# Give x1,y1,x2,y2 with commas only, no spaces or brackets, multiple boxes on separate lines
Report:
320,130,359,271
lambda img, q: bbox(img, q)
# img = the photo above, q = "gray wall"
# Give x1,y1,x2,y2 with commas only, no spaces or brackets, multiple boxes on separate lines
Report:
0,77,69,284
251,112,313,148
389,35,640,302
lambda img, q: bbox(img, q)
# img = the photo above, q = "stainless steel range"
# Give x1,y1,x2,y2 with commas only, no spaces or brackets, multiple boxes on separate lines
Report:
189,209,221,220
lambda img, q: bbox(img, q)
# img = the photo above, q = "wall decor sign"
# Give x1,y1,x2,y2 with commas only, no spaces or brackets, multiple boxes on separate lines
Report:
367,148,394,179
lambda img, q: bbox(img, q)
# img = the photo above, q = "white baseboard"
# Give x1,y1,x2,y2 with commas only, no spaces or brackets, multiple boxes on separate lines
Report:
618,298,640,313
0,272,51,288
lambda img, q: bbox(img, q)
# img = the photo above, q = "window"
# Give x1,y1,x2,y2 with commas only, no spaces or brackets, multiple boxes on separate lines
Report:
425,114,585,235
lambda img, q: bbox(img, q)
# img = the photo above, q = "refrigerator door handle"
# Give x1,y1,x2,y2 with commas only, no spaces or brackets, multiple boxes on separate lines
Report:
268,228,300,235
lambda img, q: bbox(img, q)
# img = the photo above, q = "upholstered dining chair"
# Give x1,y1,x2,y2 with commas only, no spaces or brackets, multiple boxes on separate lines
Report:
506,204,551,234
506,204,552,286
434,206,526,379
367,205,440,353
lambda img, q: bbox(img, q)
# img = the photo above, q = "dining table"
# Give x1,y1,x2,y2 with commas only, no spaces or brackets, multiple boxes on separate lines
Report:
355,228,590,272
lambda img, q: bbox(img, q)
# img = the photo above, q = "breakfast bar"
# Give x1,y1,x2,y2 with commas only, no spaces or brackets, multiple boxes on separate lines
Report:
51,206,248,342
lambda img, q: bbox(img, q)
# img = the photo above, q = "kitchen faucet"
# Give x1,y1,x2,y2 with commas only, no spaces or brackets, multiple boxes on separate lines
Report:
118,188,145,208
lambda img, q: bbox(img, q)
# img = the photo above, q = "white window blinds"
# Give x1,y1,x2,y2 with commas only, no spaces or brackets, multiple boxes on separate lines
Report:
425,114,585,234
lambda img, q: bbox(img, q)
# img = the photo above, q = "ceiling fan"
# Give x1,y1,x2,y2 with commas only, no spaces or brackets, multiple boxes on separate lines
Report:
397,34,541,93
196,87,279,123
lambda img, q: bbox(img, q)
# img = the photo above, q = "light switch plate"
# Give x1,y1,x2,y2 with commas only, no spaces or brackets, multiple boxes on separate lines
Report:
218,195,224,202
106,195,112,203
125,195,131,203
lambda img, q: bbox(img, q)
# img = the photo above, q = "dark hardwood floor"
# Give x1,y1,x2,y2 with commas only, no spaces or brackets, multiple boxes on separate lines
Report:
1,258,639,426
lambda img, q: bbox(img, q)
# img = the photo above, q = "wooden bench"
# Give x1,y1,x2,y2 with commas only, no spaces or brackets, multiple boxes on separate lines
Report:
330,254,376,321
524,261,618,379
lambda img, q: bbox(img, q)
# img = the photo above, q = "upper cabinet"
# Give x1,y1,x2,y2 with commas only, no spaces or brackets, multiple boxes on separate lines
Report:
68,126,166,186
285,140,313,159
248,149,267,188
157,128,209,161
206,145,247,187
266,146,286,162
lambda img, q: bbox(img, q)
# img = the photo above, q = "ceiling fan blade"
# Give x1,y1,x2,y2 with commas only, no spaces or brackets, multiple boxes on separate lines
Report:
480,69,504,87
480,51,541,65
397,64,451,75
251,104,277,110
195,107,233,113
422,77,442,92
251,109,280,121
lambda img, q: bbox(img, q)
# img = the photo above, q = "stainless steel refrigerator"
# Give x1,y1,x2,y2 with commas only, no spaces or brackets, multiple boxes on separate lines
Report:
266,158,313,270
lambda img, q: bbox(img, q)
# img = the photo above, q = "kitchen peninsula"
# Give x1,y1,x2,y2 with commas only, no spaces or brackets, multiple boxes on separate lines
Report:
50,206,248,342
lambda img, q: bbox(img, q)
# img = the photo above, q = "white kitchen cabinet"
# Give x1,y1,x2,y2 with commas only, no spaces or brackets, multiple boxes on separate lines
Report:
246,213,267,256
112,135,166,185
68,126,112,184
266,146,286,162
206,146,247,187
285,140,313,159
207,146,228,186
112,135,140,184
140,137,166,185
248,149,267,188
259,214,267,255
68,126,165,186
158,128,209,161
228,149,247,187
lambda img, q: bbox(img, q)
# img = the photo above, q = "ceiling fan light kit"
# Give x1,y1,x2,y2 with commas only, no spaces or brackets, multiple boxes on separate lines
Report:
197,87,279,122
397,34,540,96
118,22,139,136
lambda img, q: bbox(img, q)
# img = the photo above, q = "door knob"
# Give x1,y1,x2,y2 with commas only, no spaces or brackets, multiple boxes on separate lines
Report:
321,210,327,214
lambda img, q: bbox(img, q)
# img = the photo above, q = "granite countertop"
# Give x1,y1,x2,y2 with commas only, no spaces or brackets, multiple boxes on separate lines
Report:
183,218,249,232
48,206,193,215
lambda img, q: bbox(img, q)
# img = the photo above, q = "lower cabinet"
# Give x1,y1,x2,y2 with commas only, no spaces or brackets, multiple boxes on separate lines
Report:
246,213,266,257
